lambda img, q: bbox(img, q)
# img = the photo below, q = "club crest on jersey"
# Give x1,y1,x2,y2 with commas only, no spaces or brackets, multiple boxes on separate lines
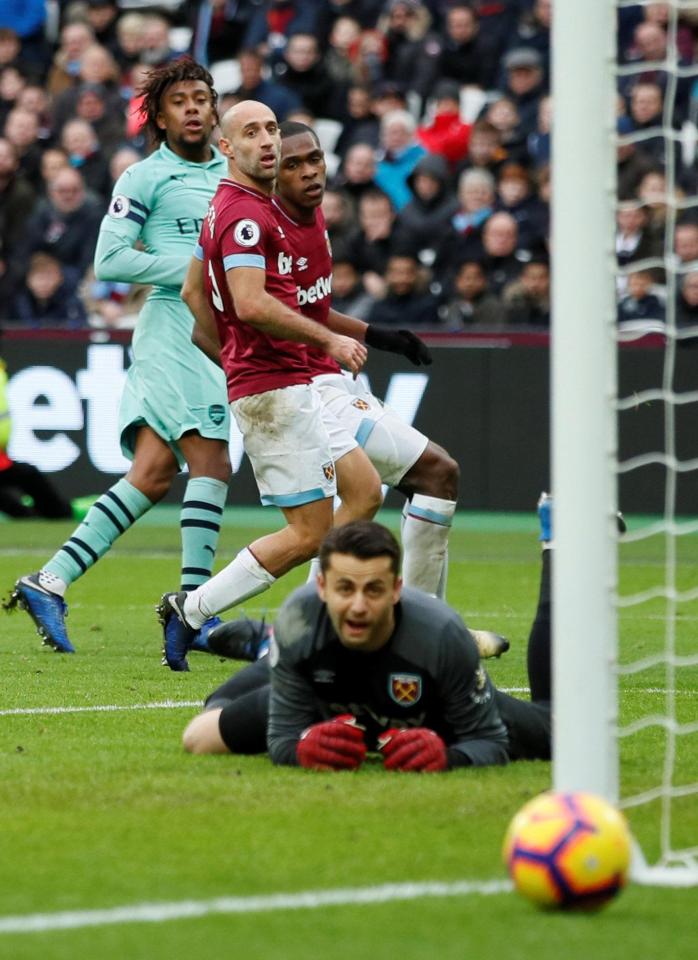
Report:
351,398,369,411
389,674,422,706
234,219,260,247
109,195,130,218
208,404,226,425
322,461,335,483
296,256,308,271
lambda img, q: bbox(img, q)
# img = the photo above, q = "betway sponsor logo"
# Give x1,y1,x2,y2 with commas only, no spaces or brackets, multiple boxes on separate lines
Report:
296,275,332,306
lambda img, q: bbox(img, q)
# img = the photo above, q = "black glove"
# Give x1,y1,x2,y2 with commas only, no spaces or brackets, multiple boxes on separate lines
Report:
364,326,432,366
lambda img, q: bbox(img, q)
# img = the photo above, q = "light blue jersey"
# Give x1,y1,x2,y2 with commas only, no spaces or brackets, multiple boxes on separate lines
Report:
94,142,229,464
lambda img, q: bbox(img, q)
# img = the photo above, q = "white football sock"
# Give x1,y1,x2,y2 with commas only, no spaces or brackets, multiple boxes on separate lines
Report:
306,556,321,583
183,547,275,628
401,494,457,596
37,570,68,597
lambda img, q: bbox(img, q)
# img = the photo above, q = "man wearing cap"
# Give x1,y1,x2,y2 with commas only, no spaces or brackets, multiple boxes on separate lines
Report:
500,46,547,138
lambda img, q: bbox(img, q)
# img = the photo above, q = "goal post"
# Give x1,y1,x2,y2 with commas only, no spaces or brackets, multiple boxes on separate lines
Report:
551,0,619,801
551,0,698,886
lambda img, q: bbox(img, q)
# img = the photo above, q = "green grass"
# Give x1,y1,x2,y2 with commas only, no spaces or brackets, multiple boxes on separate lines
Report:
1,509,697,960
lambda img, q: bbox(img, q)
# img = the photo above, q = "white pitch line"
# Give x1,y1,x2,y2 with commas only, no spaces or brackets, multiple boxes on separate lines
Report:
0,880,512,935
0,700,200,717
2,687,695,718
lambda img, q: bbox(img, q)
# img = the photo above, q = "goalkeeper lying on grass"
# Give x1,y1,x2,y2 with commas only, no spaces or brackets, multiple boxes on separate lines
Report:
182,518,552,772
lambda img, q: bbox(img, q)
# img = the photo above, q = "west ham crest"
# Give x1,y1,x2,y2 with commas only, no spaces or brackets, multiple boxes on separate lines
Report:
389,673,422,705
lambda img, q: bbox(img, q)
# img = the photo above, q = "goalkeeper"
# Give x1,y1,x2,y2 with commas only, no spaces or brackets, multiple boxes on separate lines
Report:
182,519,552,772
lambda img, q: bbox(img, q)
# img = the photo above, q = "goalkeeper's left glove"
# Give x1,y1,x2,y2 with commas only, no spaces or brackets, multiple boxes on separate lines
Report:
377,727,448,772
364,326,432,366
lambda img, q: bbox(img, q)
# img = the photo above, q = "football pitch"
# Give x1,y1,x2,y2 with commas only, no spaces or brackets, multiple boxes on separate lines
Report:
1,507,696,960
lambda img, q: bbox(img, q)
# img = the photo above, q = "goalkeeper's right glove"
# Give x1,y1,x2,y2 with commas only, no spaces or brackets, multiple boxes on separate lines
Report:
364,326,432,366
296,714,367,770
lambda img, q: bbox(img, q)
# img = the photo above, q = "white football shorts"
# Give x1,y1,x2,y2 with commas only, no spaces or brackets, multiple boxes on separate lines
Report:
232,383,337,507
312,373,428,487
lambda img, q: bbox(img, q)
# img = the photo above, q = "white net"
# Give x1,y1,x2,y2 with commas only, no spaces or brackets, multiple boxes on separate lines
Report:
613,0,698,883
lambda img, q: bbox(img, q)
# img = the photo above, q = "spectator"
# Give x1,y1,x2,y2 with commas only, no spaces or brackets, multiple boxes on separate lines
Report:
189,0,253,66
479,210,527,295
676,271,698,329
80,267,148,330
85,0,120,57
46,21,95,98
495,162,547,249
457,119,507,178
616,203,662,279
321,186,356,248
484,95,528,165
0,0,47,75
272,32,344,119
16,82,52,142
140,14,181,68
616,115,657,199
437,259,503,329
636,168,670,247
345,187,397,294
0,28,24,76
416,80,471,168
375,0,430,93
330,141,379,208
628,81,665,168
52,43,123,135
233,48,301,122
433,167,496,281
330,254,375,320
0,64,26,129
11,252,87,327
374,108,426,210
17,166,102,291
366,252,441,327
502,257,551,326
60,117,111,200
498,46,547,139
620,19,692,122
334,83,380,157
73,82,126,157
37,145,69,196
393,152,459,262
324,16,364,88
416,2,499,97
505,0,552,81
3,107,42,188
0,135,36,255
369,78,408,118
617,267,664,325
243,0,319,56
114,13,146,80
673,221,698,270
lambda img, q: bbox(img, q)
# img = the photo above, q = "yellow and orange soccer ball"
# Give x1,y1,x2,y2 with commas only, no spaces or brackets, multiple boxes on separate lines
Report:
503,791,632,910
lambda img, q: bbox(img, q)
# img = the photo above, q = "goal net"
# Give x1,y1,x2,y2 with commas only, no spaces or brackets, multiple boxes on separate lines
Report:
551,0,698,886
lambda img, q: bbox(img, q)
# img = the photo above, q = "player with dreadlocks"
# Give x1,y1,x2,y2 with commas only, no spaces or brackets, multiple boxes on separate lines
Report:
5,59,231,654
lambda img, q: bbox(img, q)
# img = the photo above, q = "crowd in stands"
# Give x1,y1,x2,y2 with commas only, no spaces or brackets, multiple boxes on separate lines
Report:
1,0,698,332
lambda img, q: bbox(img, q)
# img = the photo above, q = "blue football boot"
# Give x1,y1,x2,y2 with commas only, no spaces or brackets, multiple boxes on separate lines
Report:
157,592,196,672
3,573,75,653
190,616,223,654
206,616,272,661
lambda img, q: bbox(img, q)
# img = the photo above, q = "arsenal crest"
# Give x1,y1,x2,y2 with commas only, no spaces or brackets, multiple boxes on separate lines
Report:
389,673,422,705
322,461,335,482
351,398,370,411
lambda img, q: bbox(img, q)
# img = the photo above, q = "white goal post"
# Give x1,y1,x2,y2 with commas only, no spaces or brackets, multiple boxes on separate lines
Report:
551,0,698,886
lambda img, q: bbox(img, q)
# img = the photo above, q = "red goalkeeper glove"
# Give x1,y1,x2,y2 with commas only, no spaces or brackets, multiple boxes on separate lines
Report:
377,727,448,772
296,714,367,771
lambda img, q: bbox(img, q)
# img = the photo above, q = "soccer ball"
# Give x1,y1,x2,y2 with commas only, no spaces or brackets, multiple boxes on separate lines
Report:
502,791,632,910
